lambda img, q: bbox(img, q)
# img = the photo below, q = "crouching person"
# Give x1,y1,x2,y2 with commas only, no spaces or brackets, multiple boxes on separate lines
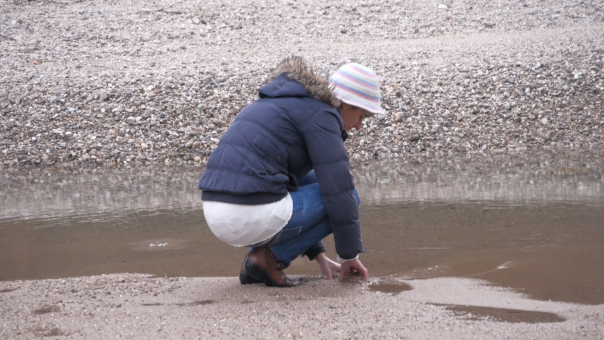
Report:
198,56,384,287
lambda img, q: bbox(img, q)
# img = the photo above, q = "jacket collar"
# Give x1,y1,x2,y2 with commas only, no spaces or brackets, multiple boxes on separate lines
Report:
264,56,338,108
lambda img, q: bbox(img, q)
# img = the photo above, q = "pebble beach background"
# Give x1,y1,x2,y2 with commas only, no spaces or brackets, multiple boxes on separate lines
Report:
1,0,603,169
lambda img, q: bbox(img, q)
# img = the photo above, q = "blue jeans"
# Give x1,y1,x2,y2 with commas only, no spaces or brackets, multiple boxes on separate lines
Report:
250,171,360,268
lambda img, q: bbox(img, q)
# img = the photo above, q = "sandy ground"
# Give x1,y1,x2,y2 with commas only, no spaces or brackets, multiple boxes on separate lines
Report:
1,273,603,339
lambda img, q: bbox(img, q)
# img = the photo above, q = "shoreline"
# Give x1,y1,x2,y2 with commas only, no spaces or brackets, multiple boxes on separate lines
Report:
1,273,603,339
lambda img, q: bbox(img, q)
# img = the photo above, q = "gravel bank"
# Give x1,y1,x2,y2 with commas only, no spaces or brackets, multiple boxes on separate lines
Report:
1,274,603,339
1,0,603,168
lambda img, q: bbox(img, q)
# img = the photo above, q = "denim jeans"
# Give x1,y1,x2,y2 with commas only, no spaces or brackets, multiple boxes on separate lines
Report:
251,170,360,268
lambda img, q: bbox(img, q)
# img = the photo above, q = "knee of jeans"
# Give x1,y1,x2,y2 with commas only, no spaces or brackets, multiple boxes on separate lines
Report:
354,189,360,205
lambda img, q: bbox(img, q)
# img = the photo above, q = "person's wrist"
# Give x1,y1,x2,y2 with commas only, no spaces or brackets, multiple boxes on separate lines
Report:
336,254,359,264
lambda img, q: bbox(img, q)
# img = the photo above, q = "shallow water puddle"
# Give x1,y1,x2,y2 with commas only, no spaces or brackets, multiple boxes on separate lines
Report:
433,304,566,323
368,282,412,295
1,158,603,306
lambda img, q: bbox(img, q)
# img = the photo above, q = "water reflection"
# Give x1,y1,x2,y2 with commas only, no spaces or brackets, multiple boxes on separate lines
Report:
1,153,602,225
0,170,202,224
354,154,603,206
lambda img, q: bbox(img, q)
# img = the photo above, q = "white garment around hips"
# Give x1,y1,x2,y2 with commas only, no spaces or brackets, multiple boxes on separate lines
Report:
202,193,293,247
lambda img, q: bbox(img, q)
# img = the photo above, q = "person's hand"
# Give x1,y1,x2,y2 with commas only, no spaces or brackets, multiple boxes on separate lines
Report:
315,253,341,280
339,259,368,281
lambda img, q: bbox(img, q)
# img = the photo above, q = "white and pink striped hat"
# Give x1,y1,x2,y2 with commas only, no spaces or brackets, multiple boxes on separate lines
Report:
329,63,384,115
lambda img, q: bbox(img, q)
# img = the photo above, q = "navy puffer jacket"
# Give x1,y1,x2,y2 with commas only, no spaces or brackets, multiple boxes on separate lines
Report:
198,57,363,259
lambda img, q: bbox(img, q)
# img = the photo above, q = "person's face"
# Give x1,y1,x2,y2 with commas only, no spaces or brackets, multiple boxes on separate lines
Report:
339,103,371,131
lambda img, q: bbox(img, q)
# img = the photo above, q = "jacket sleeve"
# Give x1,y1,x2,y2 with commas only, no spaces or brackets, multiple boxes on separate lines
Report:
302,241,326,261
301,109,364,259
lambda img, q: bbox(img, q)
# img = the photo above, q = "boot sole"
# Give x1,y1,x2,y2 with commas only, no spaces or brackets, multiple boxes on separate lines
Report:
239,272,263,285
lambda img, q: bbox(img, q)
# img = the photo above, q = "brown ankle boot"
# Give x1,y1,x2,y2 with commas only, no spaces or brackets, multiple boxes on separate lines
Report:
239,254,263,285
244,246,297,287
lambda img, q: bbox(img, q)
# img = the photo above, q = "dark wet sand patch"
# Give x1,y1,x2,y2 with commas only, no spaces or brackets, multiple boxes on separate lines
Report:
368,282,412,295
142,300,214,307
30,326,65,337
175,300,214,306
0,288,18,293
432,304,566,323
33,305,61,315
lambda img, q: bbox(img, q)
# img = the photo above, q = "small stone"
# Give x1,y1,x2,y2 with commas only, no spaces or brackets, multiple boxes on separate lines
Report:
185,141,194,148
502,102,511,111
541,118,548,125
100,93,109,102
438,4,448,9
430,125,441,133
193,17,201,24
409,135,421,142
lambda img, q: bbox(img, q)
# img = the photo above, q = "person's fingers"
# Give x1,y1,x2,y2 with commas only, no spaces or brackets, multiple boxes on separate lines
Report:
330,261,341,272
339,267,347,280
339,261,369,281
323,265,333,280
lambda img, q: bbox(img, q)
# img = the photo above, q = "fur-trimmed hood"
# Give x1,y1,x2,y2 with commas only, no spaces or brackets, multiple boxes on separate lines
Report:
265,56,339,108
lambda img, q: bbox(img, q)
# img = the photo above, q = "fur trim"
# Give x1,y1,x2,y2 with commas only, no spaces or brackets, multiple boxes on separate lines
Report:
269,56,339,108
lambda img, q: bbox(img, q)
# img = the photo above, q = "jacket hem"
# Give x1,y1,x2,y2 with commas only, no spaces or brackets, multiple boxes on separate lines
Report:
202,191,287,205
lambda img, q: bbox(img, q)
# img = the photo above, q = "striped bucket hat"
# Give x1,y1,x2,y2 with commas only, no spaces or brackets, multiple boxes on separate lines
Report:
329,63,384,115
